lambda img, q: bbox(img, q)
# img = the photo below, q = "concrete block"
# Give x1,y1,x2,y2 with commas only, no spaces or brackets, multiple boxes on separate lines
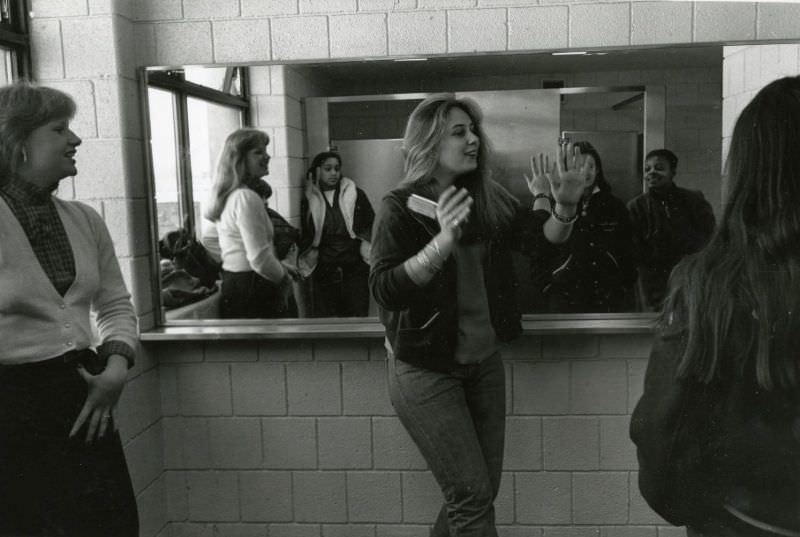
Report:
375,526,430,537
134,0,182,21
123,421,164,494
239,470,293,522
542,335,599,359
117,368,161,440
318,417,372,468
757,4,800,40
401,471,441,523
72,140,126,198
136,476,167,537
103,198,151,257
570,360,628,415
168,523,214,537
495,472,514,524
657,528,686,537
743,45,763,93
569,2,630,48
209,418,263,468
62,17,117,78
287,362,342,415
504,417,542,471
694,2,755,43
232,363,287,416
154,21,214,66
205,341,260,362
272,16,329,61
322,525,376,537
372,417,427,470
164,470,189,521
497,527,542,537
186,471,240,522
30,19,64,80
600,527,657,537
315,339,371,361
542,529,599,537
388,11,447,56
342,362,394,415
293,471,347,522
301,0,356,13
177,363,233,416
330,13,387,58
205,524,268,537
269,525,321,537
448,8,506,54
572,472,629,524
515,472,571,524
631,2,692,45
31,0,87,17
358,0,415,10
503,336,541,361
629,472,667,524
347,472,402,522
543,417,599,470
242,0,298,16
599,416,637,471
512,361,569,415
166,417,213,469
213,19,272,63
262,417,318,469
508,6,568,51
160,364,180,416
184,0,239,19
260,339,314,361
153,342,205,363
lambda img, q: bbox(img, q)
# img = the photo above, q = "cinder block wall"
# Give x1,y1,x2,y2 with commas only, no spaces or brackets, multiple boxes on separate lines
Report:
154,334,675,537
24,1,800,536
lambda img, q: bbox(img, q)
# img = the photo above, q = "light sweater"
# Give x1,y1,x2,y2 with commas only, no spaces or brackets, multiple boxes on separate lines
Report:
0,197,138,364
217,188,286,283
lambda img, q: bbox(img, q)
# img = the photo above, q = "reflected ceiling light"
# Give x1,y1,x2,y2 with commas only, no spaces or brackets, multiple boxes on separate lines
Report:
394,57,428,62
552,51,588,56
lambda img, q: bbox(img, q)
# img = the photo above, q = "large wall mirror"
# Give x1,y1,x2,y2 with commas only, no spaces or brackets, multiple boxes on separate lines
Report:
142,43,726,329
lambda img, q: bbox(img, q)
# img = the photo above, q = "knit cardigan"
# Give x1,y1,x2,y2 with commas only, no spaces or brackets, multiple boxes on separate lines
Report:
0,197,138,364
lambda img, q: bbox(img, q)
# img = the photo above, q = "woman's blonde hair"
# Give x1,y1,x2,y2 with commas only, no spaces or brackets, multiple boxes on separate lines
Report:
0,81,76,183
205,128,269,222
402,93,516,234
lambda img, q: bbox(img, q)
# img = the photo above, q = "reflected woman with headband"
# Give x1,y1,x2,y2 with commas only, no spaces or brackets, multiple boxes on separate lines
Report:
370,93,587,537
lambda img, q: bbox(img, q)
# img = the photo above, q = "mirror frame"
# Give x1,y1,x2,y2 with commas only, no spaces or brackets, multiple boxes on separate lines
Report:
136,42,738,339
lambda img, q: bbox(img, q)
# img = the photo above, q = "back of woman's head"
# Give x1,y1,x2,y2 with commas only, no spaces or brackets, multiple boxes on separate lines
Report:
573,141,610,192
205,128,269,221
0,81,76,181
663,75,800,391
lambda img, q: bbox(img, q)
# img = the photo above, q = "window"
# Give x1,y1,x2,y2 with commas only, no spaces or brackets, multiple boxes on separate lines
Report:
146,67,249,239
0,0,31,81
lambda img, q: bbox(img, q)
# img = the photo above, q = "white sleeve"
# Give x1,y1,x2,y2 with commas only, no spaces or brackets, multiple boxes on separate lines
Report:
234,191,286,283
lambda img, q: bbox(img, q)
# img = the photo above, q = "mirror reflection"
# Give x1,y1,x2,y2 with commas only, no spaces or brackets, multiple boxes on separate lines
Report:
146,44,724,321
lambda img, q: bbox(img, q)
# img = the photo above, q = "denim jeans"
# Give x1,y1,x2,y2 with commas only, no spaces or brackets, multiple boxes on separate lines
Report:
388,351,506,537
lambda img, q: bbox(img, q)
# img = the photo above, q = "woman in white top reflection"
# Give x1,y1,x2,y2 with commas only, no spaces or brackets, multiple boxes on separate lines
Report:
204,128,299,318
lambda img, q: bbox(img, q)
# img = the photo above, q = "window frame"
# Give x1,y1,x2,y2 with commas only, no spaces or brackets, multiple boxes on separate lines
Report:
0,0,31,80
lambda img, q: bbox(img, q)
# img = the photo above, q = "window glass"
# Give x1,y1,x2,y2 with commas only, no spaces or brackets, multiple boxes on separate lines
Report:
0,47,15,85
183,66,243,96
147,87,181,236
187,97,243,233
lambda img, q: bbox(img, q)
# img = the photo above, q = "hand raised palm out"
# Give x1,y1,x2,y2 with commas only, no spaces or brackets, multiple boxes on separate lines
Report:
529,143,590,208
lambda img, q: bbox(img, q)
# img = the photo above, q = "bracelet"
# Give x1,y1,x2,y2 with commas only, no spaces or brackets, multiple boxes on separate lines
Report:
532,193,553,209
431,238,442,258
551,205,578,224
417,248,442,273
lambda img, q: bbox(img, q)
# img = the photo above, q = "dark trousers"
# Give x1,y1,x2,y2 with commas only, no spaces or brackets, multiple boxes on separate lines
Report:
388,351,506,537
220,269,293,319
310,260,369,317
0,356,138,537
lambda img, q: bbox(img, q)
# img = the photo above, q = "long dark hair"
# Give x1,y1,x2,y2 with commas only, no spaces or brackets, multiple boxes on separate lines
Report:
661,75,800,391
402,93,516,235
573,141,610,193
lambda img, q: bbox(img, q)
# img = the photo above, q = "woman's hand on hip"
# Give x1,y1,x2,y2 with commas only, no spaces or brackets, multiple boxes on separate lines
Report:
436,186,473,243
69,354,128,444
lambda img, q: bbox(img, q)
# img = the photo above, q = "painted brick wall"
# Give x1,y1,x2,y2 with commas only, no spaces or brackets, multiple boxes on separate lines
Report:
151,334,672,537
25,1,800,536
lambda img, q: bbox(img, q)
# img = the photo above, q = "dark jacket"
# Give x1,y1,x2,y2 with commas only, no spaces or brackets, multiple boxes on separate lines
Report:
630,321,800,536
627,184,715,309
369,182,547,372
530,189,636,313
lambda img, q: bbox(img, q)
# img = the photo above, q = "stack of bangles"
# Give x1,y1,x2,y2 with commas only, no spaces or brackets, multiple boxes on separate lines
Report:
551,205,578,224
416,239,444,273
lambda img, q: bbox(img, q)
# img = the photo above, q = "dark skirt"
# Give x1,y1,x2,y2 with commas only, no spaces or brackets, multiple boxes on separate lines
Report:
220,269,294,319
0,354,138,537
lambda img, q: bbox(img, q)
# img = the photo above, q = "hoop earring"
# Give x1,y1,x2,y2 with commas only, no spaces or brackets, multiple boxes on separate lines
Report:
20,147,27,163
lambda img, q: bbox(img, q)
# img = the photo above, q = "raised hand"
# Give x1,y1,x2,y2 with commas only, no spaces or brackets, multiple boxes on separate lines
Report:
436,186,473,242
305,167,321,197
524,153,553,196
549,142,590,208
